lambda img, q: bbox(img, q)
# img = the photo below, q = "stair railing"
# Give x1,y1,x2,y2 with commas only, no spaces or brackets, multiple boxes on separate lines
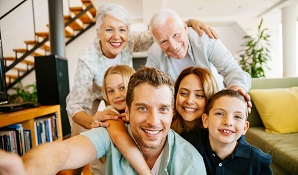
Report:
0,0,39,89
1,0,96,89
65,4,95,45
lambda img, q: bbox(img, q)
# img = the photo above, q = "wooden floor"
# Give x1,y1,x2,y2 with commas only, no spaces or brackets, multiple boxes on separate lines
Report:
56,164,92,175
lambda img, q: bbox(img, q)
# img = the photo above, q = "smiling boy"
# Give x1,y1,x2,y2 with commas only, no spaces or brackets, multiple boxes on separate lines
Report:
182,89,272,175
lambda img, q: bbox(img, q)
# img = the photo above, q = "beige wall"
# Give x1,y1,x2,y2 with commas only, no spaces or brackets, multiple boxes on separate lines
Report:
1,0,296,91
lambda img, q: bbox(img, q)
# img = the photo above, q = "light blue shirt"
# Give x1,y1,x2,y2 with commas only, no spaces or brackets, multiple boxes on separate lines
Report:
146,28,252,92
81,125,206,175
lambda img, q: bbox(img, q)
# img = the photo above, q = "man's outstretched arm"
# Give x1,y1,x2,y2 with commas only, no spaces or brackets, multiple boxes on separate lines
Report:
22,135,97,175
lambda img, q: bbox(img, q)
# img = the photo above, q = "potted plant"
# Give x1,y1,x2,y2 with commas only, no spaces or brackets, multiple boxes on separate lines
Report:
8,81,37,103
238,19,271,78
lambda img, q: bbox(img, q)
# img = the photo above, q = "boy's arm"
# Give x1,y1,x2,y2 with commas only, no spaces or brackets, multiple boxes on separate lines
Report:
107,120,152,175
22,135,97,175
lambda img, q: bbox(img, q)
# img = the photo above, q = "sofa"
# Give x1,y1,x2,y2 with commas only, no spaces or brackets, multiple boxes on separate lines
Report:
245,77,298,175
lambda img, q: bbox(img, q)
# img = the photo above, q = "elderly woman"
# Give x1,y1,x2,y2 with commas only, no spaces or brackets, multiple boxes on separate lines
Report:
66,4,148,132
66,3,216,175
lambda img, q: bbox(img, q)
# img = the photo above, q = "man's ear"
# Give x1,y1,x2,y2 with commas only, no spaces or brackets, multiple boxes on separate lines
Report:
125,106,130,121
202,113,208,128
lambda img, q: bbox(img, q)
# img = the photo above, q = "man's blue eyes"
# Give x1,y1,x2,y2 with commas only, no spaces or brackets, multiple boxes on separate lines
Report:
137,107,169,112
139,107,147,111
160,107,169,112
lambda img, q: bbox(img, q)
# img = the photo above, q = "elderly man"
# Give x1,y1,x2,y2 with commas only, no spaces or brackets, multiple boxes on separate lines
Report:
1,67,206,175
146,9,252,105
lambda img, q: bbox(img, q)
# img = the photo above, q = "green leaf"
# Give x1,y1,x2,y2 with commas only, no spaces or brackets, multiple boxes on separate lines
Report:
238,18,271,78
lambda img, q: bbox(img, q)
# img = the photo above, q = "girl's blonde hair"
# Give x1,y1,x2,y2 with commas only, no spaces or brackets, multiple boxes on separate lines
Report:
102,65,135,105
171,66,218,134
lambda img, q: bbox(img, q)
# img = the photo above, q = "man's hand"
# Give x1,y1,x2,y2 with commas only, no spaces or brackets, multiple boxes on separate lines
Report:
0,150,25,175
229,85,252,114
186,19,219,39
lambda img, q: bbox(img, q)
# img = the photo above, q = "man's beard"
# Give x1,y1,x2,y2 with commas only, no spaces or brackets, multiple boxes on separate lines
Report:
138,137,166,150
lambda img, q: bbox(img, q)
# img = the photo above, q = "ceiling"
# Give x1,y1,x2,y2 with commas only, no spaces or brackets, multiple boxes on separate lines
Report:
91,0,293,25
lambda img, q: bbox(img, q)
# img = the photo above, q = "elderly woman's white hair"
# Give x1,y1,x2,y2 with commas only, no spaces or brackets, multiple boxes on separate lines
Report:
95,3,131,31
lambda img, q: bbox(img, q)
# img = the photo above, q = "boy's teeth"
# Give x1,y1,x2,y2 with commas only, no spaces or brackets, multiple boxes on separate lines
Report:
222,130,231,133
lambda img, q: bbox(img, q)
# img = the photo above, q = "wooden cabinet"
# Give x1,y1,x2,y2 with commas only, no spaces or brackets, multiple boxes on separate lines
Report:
0,105,62,149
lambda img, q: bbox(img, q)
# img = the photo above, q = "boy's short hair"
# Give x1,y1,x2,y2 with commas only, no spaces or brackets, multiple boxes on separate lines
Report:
205,89,248,118
126,66,174,110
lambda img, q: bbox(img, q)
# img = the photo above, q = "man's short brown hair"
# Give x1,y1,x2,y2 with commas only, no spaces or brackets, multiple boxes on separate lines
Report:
126,66,174,110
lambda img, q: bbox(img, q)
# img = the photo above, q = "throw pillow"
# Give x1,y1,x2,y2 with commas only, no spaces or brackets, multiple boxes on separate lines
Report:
249,87,298,134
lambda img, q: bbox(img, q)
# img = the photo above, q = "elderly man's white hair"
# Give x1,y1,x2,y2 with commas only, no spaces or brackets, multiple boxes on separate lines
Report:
149,9,185,34
95,3,131,31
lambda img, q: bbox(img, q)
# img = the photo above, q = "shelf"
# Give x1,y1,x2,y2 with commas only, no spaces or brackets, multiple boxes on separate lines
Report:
0,105,63,149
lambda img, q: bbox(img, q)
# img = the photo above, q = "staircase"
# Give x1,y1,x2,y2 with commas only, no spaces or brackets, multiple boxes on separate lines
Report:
3,0,96,90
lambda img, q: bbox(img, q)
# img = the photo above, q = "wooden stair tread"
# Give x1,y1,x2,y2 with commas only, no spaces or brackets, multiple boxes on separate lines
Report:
81,0,92,3
45,24,73,37
12,67,26,72
87,7,96,17
24,40,37,45
81,0,96,17
64,15,83,30
13,49,43,57
13,48,27,52
70,7,93,23
70,7,84,11
5,74,19,79
24,40,50,51
22,60,34,65
65,28,74,37
4,57,34,65
3,57,16,61
35,32,49,38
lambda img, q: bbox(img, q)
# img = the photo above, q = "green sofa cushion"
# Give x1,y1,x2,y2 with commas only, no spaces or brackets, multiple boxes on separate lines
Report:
246,127,298,174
